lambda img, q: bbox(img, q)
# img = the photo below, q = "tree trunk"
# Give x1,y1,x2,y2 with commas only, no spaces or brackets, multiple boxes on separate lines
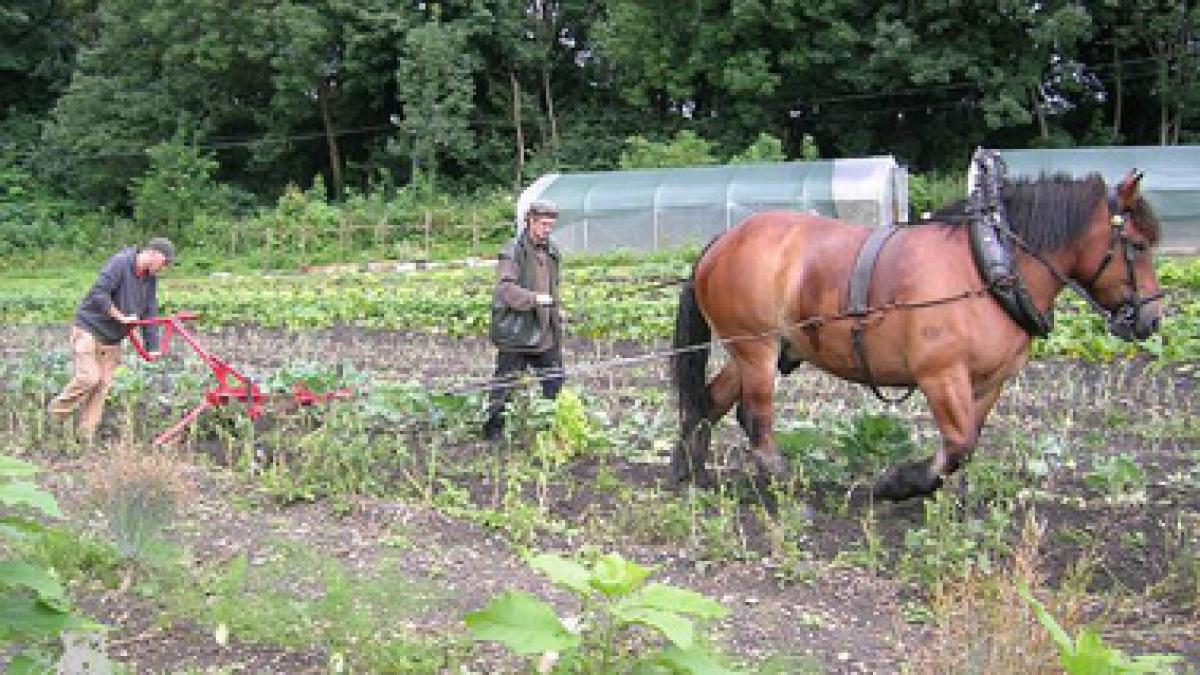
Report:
319,76,343,200
511,70,524,192
536,0,559,149
543,67,558,149
1159,54,1171,145
1032,85,1049,139
1111,42,1123,139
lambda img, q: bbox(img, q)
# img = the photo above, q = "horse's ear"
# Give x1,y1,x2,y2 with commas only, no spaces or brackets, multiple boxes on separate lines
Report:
1115,169,1144,212
1117,169,1143,199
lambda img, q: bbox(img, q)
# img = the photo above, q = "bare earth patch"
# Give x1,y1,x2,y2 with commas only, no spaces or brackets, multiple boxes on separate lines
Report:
1,325,1196,672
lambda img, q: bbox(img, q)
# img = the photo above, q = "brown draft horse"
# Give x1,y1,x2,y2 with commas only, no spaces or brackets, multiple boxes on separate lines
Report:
672,170,1165,501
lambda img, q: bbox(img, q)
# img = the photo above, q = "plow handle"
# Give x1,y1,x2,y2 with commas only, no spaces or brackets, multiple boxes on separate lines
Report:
126,312,200,361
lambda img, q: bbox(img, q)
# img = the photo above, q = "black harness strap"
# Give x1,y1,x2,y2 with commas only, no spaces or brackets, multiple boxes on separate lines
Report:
847,226,917,404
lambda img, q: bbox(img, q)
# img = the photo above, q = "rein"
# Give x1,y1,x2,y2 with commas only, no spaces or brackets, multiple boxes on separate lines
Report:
446,282,994,399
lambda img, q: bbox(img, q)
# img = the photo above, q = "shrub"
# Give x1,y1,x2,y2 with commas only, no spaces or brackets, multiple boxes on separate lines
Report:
905,513,1066,673
909,171,966,219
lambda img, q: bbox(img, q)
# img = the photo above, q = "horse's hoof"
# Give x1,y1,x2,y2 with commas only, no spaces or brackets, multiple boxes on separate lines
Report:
871,466,908,501
872,461,943,502
755,453,791,482
670,461,713,489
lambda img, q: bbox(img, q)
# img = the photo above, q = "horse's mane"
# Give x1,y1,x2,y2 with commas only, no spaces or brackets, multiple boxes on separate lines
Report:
927,174,1158,253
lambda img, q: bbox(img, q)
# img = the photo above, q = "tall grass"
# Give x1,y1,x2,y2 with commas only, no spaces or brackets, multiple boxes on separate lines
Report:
904,511,1084,674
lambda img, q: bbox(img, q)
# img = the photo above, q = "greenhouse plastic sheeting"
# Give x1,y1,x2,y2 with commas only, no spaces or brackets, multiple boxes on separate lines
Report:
994,146,1200,252
518,157,907,254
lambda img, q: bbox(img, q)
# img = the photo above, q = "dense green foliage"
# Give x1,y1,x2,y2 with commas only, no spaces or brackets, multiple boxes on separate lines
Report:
1,0,1196,261
1,254,1196,362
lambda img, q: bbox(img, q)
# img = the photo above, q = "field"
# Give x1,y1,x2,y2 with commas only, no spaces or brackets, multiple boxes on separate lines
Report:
0,255,1197,673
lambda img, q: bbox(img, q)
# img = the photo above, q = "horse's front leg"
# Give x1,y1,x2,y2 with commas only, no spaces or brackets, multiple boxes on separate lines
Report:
873,365,978,501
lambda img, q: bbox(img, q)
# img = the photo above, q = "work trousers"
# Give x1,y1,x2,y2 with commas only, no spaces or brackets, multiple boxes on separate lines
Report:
483,346,565,437
48,326,122,439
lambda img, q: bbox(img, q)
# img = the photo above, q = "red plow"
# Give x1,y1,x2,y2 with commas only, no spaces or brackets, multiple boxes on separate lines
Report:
127,312,355,445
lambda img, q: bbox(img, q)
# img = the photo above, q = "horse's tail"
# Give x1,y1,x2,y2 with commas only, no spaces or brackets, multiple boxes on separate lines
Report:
672,279,712,435
671,277,714,484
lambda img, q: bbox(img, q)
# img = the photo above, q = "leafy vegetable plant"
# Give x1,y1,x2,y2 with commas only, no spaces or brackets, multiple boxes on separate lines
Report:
466,551,737,673
0,455,105,670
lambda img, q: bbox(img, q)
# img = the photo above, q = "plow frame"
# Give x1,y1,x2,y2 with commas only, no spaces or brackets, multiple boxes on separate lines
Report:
127,313,352,445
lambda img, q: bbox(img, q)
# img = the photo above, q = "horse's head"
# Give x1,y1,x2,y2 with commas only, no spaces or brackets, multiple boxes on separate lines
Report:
1075,170,1165,341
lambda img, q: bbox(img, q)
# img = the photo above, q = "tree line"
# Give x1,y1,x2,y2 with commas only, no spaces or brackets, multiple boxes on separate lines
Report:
2,0,1196,222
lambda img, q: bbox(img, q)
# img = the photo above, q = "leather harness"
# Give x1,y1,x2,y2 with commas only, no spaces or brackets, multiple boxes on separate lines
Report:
846,225,916,404
843,150,1038,404
844,149,1160,404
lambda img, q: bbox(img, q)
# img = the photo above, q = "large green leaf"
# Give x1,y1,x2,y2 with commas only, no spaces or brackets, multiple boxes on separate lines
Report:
0,561,66,608
589,553,651,597
6,652,55,675
1060,629,1121,674
0,595,84,641
626,584,728,619
613,605,694,649
0,481,60,517
637,644,742,675
464,591,580,655
0,457,39,480
527,553,592,596
0,516,45,541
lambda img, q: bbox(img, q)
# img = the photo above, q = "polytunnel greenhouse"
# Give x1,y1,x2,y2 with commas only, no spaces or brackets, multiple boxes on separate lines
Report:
517,157,909,254
994,145,1200,252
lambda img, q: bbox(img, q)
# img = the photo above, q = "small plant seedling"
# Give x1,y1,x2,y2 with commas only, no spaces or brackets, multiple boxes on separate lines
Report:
1019,583,1180,674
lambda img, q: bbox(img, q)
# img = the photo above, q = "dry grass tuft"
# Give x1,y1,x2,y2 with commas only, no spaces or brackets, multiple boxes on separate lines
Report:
904,509,1086,674
86,443,195,559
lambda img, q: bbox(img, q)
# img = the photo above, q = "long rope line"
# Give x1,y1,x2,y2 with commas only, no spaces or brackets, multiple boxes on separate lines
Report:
440,285,992,399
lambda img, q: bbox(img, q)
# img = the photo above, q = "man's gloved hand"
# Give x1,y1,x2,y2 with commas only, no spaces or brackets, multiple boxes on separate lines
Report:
535,294,554,306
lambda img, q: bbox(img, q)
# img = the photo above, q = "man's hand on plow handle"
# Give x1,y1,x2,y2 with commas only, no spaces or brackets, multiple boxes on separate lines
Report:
126,313,354,446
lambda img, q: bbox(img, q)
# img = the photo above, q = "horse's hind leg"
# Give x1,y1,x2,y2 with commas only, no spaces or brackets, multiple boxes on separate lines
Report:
736,338,802,434
731,343,789,480
673,361,741,487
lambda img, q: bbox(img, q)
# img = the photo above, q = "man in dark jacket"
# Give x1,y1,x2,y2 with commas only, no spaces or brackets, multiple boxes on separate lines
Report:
49,237,175,440
482,199,564,441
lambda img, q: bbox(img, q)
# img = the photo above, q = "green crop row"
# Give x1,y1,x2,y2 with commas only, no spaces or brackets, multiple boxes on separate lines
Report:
1,257,1196,362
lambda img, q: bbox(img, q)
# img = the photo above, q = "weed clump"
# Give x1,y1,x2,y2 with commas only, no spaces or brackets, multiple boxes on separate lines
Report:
905,512,1080,673
86,444,194,559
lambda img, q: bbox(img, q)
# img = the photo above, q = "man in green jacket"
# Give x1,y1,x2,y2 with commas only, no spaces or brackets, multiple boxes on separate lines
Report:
482,199,564,441
49,237,175,441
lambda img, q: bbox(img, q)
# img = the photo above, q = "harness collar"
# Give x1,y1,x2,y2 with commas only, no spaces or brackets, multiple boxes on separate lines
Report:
968,150,1054,337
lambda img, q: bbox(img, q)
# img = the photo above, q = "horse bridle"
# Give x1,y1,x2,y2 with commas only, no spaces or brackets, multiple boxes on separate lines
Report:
992,184,1163,335
1079,188,1165,335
